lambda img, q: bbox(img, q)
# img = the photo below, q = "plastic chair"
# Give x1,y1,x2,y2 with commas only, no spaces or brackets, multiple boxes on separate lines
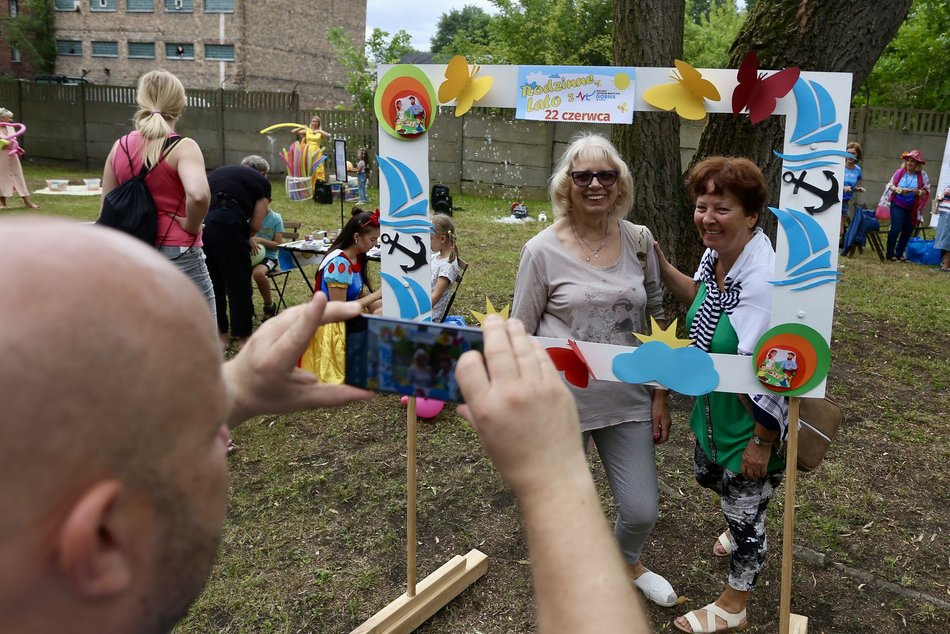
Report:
437,258,468,323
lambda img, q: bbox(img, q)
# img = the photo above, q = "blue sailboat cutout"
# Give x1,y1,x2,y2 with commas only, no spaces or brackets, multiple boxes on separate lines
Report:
380,272,432,320
790,79,842,145
378,155,432,234
769,207,840,292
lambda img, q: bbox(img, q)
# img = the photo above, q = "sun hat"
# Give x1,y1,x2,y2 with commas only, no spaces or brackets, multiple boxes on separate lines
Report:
900,149,926,164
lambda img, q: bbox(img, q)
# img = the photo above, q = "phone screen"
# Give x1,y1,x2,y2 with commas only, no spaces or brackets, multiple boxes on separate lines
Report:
345,314,484,403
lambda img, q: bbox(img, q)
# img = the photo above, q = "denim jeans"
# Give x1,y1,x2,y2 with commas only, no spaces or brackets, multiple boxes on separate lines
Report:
357,172,368,202
886,203,915,259
159,245,216,322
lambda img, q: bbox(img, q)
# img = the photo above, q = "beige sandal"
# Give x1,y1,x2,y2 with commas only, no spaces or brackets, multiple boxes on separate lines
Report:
713,530,733,558
674,602,748,633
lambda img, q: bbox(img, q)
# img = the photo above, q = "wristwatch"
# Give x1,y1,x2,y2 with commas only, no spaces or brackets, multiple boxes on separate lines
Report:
751,433,772,447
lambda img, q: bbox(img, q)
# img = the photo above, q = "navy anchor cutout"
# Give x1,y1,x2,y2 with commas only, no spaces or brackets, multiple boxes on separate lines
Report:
380,232,428,273
782,170,839,215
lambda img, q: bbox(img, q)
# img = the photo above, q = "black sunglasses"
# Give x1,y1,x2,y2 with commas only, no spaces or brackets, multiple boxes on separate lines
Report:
569,170,619,187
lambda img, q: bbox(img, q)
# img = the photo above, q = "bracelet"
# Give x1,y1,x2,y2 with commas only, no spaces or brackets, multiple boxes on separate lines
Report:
751,433,773,447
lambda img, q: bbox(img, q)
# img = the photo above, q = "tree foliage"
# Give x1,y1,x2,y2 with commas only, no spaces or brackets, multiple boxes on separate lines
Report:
431,0,612,65
855,0,950,110
682,0,745,68
430,5,493,60
2,0,56,73
327,27,414,113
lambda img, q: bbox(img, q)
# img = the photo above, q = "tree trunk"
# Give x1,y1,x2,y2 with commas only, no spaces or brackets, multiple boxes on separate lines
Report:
692,1,913,239
612,0,693,309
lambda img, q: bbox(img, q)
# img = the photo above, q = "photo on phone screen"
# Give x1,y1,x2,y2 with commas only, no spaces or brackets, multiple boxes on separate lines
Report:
345,314,484,403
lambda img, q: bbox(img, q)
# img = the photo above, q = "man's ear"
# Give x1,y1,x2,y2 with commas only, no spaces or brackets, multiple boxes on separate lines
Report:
56,480,136,597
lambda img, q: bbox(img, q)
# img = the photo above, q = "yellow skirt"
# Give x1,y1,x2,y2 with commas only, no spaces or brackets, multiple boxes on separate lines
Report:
299,321,346,384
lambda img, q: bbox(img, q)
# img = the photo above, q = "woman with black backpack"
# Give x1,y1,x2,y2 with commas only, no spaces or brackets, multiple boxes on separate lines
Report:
99,70,215,318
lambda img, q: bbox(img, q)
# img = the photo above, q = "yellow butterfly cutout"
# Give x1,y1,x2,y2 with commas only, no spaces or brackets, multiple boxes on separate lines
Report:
438,55,494,117
643,59,721,121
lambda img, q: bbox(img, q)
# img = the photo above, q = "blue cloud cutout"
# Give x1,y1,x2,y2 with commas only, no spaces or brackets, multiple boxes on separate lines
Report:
612,342,719,396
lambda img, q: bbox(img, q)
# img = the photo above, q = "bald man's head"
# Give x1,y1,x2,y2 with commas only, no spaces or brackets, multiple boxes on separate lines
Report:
0,217,230,632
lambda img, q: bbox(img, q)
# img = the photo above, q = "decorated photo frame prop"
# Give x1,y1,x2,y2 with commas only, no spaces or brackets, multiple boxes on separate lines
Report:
371,59,849,634
378,62,848,399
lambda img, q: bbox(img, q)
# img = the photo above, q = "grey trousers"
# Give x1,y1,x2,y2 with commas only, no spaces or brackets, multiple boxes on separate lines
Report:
583,420,658,565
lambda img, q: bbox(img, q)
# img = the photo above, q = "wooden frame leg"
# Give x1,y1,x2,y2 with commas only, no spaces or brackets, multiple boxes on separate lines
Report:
351,397,488,633
780,397,808,634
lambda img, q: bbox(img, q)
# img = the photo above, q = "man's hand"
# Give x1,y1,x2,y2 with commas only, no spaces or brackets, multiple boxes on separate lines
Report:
222,293,371,427
456,315,585,497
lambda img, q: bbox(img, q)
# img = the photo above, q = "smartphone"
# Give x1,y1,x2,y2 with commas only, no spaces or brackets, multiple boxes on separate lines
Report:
344,314,484,403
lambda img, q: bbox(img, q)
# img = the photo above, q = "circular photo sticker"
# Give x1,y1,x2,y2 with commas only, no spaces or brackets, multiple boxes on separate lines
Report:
753,324,830,396
375,65,437,140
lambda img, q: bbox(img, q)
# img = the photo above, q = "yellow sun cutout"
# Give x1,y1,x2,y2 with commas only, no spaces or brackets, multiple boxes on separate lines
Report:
470,297,511,327
633,318,693,349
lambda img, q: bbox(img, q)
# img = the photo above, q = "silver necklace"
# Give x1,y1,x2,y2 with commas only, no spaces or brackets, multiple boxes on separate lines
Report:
571,222,609,262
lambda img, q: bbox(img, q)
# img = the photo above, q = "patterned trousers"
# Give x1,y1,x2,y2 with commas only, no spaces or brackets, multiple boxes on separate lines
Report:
693,442,784,591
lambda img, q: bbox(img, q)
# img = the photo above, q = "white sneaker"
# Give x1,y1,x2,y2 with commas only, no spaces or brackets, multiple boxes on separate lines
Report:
633,570,678,607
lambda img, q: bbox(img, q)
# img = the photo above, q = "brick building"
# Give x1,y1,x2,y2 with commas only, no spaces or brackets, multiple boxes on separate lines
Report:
0,1,40,79
18,0,365,108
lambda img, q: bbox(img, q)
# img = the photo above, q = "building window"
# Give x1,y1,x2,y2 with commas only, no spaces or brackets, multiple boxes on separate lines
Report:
127,0,153,11
91,0,115,10
54,0,76,10
127,41,156,59
164,0,192,12
204,44,234,61
9,1,17,17
12,47,21,63
91,41,119,57
204,0,232,12
56,39,83,56
165,43,194,60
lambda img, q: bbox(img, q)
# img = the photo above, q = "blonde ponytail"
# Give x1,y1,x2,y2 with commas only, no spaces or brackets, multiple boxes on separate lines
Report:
133,70,185,168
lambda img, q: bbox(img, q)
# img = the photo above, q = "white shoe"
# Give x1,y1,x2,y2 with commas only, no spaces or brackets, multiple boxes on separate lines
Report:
632,569,678,607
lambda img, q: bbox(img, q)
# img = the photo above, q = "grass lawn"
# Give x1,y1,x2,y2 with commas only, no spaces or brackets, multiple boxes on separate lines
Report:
11,161,949,633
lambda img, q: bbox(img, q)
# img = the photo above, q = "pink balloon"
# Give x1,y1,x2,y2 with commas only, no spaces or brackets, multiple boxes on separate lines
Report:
0,122,26,156
399,395,445,419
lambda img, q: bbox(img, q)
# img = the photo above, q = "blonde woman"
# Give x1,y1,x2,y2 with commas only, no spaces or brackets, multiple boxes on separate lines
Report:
0,107,40,209
512,132,676,608
100,70,214,318
293,115,329,183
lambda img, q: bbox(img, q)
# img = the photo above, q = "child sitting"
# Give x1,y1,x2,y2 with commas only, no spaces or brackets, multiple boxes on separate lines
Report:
429,213,461,322
251,207,284,318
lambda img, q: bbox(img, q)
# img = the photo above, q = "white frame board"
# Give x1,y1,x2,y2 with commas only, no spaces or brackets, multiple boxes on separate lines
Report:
377,63,852,398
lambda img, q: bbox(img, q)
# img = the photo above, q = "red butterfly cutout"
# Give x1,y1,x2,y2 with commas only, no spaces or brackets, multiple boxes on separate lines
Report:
731,50,800,124
546,340,594,388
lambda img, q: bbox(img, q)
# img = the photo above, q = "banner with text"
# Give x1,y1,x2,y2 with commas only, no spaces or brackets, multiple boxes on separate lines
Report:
515,66,635,124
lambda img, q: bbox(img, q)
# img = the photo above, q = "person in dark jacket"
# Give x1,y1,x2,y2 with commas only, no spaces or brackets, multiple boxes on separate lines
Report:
203,161,271,351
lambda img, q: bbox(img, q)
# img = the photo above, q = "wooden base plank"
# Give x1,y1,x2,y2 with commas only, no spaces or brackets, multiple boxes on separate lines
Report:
351,549,488,634
789,613,808,634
